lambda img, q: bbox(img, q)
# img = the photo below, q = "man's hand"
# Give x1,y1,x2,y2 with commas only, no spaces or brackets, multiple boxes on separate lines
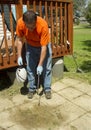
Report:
18,56,23,66
37,66,43,75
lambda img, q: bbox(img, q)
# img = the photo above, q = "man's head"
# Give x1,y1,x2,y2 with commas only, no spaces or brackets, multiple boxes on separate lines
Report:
23,10,37,31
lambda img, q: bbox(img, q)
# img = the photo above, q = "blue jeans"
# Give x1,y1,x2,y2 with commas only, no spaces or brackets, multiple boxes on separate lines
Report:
26,43,52,92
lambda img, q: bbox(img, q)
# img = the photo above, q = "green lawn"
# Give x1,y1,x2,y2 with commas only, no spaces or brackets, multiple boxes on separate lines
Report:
64,23,91,84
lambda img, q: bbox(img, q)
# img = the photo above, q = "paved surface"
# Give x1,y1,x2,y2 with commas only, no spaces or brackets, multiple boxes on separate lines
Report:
0,77,91,130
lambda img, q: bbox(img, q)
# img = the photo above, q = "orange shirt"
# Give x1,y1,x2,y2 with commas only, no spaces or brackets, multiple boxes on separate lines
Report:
16,16,50,47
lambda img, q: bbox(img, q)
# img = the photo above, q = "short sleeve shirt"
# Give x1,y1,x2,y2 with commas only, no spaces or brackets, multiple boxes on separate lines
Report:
16,16,50,47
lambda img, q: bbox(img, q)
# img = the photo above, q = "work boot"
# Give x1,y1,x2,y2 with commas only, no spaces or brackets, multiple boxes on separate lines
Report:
45,91,51,99
28,91,34,99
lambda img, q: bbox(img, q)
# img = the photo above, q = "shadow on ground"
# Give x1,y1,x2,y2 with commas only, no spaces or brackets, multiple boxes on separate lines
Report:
0,67,17,91
0,71,13,91
20,80,29,95
83,40,91,52
80,60,91,73
80,40,91,72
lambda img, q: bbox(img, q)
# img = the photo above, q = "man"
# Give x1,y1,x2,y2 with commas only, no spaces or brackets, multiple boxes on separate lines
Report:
16,10,52,99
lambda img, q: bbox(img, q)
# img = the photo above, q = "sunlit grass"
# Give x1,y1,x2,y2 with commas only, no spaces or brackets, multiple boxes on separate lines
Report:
64,23,91,84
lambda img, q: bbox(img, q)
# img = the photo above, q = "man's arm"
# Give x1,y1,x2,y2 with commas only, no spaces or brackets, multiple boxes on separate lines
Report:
16,36,24,66
38,45,47,66
16,36,23,58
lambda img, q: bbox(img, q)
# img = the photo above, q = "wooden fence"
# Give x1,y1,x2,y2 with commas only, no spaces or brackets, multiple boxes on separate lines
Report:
0,0,73,70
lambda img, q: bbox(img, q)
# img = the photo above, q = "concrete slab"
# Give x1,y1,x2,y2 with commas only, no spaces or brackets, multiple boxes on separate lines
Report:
12,94,30,105
73,83,91,93
0,110,15,129
52,81,68,92
51,101,85,126
0,98,14,112
73,94,91,111
61,78,81,86
40,92,67,107
86,91,91,96
0,77,91,130
69,113,91,130
57,87,83,100
7,124,27,130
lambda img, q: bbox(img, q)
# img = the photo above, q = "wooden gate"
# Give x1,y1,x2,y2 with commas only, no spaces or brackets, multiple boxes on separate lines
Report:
0,0,73,70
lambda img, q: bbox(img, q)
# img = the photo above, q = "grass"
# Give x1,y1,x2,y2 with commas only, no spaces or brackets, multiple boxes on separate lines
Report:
64,23,91,84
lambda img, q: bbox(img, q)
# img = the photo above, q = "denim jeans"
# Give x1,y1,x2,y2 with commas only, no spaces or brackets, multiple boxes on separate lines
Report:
26,43,52,92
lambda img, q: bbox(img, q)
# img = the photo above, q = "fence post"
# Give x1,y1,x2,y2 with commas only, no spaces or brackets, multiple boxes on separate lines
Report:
15,0,23,20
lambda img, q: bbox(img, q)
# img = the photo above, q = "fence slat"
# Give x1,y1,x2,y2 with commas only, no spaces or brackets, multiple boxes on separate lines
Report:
9,5,16,61
1,4,10,63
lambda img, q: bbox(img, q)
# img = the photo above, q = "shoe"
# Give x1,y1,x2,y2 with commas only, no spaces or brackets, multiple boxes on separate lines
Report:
28,91,34,99
45,91,51,99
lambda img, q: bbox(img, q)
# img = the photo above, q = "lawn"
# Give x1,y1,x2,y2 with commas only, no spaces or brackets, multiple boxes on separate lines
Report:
64,23,91,84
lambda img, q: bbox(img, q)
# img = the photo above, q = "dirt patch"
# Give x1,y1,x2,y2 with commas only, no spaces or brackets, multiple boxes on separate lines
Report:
10,103,67,130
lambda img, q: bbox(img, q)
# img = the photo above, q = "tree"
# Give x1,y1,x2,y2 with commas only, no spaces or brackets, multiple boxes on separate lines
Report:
85,3,91,25
73,0,87,17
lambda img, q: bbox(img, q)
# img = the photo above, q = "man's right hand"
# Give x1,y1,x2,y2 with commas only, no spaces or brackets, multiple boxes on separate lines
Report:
17,56,23,66
37,65,43,75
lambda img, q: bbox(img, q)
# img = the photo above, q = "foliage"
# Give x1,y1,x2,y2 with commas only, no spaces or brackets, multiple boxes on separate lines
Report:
85,3,91,25
73,0,87,17
74,18,80,25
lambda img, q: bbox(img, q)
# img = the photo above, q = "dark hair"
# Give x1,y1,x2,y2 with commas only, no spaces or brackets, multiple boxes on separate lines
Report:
23,10,37,24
